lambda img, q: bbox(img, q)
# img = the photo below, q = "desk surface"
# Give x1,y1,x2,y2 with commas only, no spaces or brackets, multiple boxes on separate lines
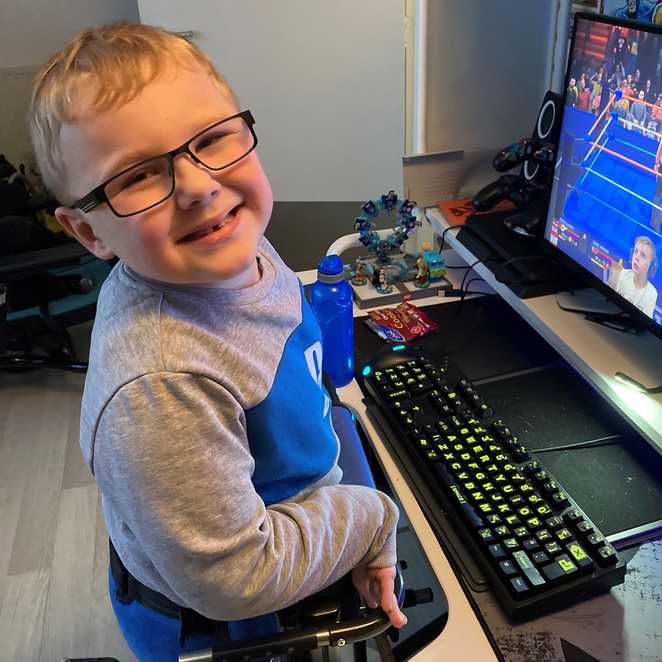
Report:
301,229,662,661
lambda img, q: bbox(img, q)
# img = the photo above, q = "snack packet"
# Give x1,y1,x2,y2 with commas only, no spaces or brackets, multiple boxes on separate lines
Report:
365,301,439,343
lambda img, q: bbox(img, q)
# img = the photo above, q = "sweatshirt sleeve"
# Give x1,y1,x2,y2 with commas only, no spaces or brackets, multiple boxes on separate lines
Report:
93,371,399,621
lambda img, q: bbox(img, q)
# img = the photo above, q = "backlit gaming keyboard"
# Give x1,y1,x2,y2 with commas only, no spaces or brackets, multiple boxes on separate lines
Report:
359,345,626,621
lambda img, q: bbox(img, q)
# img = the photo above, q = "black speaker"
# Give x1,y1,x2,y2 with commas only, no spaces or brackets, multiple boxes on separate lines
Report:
521,90,563,184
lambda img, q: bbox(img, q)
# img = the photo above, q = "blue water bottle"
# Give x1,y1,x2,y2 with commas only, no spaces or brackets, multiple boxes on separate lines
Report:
310,254,355,387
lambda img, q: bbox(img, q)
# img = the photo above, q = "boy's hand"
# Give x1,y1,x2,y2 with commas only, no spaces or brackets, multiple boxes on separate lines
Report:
351,564,407,629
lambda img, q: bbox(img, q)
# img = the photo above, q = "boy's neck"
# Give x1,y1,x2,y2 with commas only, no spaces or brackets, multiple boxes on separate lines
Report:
633,271,648,289
197,257,262,289
126,256,263,290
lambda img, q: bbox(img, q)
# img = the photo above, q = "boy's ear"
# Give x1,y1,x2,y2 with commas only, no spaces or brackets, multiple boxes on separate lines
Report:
54,206,116,260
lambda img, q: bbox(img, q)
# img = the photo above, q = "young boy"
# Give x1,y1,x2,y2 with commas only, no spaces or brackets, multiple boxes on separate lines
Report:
28,22,405,660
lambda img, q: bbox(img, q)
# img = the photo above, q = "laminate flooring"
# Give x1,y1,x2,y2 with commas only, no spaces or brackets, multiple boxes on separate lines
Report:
0,321,136,662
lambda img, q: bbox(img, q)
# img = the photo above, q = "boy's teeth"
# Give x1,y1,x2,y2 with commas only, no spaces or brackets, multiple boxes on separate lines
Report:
188,218,227,240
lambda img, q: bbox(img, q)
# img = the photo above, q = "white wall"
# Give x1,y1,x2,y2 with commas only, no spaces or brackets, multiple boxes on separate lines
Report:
0,0,140,167
137,0,405,202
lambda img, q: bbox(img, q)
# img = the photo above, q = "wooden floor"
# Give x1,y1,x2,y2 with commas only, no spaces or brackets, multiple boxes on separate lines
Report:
0,320,137,662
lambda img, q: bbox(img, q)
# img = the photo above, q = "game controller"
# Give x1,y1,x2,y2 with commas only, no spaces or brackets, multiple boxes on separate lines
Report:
472,174,544,212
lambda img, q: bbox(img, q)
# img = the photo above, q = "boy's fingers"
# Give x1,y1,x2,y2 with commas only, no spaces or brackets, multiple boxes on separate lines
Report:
376,574,407,628
353,572,377,609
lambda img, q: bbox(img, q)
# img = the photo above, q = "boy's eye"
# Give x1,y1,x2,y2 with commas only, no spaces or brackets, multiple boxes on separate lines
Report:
117,166,162,191
196,131,230,151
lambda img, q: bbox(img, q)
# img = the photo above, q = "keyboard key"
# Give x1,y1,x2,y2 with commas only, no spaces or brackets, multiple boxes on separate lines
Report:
522,537,540,552
556,528,574,543
436,465,484,528
513,526,529,539
512,445,530,462
489,543,507,560
499,559,518,577
546,516,563,531
551,492,570,509
536,530,553,544
510,576,530,596
542,480,559,494
596,544,618,566
542,554,578,582
566,542,594,572
503,537,520,551
478,528,495,544
526,517,544,531
512,550,546,587
544,541,563,555
564,508,582,525
575,520,594,537
532,551,550,565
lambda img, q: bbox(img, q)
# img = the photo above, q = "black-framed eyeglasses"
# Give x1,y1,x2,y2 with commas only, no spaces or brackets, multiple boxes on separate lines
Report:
74,110,258,218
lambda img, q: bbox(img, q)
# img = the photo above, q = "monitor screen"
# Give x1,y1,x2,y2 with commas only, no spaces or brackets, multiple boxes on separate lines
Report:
543,13,662,332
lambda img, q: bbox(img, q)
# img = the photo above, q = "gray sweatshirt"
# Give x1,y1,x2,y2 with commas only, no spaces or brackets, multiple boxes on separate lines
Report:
79,237,398,621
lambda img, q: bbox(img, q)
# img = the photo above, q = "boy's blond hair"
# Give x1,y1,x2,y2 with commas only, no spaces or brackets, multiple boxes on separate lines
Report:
28,22,239,206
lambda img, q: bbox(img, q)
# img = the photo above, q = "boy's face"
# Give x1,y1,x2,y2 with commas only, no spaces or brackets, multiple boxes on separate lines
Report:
55,65,273,288
632,241,653,278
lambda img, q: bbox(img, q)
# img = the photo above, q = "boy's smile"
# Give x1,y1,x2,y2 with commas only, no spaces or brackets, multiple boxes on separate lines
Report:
55,66,273,289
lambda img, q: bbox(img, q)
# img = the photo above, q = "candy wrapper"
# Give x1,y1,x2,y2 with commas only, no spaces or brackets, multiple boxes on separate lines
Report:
365,302,439,343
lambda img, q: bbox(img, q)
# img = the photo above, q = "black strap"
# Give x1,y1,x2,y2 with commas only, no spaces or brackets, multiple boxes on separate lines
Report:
108,539,229,646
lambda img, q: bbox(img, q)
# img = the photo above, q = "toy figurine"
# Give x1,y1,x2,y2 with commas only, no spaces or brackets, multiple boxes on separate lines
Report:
362,200,379,218
372,266,393,294
381,190,398,211
351,259,369,286
414,255,430,288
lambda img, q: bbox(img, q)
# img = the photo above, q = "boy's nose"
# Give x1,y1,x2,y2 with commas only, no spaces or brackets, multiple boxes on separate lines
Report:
173,154,221,210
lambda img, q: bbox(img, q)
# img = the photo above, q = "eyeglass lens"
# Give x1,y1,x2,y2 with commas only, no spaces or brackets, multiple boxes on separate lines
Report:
105,116,255,216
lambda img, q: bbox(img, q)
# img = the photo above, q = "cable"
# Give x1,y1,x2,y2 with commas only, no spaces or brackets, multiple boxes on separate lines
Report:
461,277,488,301
531,434,621,454
460,257,503,294
439,225,465,252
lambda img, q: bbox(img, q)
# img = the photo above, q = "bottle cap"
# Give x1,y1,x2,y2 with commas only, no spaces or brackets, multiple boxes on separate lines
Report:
317,255,345,283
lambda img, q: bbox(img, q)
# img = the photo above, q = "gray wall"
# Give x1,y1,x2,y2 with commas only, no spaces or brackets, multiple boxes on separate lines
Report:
424,1,557,154
0,0,140,167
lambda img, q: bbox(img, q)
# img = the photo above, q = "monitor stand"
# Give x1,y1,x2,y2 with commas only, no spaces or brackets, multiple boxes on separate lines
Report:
556,288,621,316
557,289,649,335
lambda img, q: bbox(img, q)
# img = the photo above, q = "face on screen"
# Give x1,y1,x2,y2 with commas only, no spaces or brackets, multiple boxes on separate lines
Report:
632,240,654,275
544,17,662,323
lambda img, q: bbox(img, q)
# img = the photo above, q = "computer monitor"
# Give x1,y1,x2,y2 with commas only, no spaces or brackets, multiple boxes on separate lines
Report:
543,12,662,339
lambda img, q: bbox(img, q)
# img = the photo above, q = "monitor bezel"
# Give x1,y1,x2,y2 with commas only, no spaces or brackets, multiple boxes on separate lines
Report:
538,11,662,341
